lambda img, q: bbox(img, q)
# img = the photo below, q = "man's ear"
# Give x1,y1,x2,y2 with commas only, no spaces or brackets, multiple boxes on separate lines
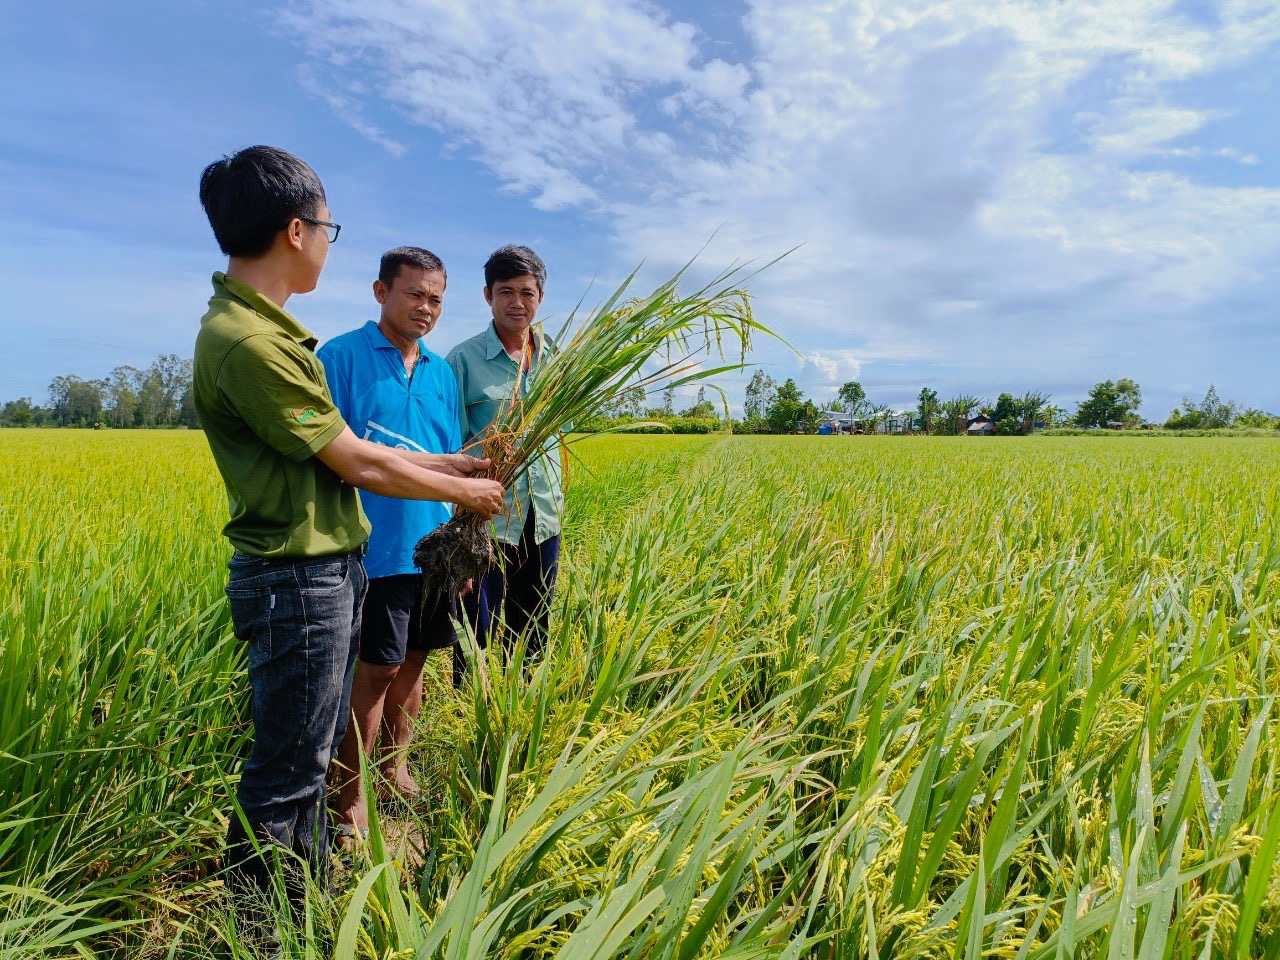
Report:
284,217,305,252
373,280,387,305
483,286,493,306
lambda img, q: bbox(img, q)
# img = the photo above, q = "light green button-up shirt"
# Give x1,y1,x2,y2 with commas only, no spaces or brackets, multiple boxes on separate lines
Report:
446,322,564,546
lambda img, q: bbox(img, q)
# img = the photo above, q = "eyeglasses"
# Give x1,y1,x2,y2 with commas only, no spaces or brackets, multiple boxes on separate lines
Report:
300,217,341,243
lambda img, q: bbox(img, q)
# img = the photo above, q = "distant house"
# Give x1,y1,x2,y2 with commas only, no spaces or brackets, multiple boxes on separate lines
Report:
818,411,853,433
967,415,995,436
817,411,869,434
886,412,916,434
814,410,924,435
1104,420,1128,430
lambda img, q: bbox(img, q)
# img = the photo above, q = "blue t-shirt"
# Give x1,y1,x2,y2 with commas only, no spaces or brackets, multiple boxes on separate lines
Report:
318,321,462,579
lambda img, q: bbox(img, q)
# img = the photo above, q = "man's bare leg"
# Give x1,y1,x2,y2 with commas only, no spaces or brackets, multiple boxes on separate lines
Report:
334,660,398,833
378,648,428,799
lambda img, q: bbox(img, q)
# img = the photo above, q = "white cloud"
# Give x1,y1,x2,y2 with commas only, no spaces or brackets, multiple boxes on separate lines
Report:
282,0,1280,410
804,349,863,383
1215,146,1262,165
282,0,748,210
299,69,407,157
1089,106,1209,155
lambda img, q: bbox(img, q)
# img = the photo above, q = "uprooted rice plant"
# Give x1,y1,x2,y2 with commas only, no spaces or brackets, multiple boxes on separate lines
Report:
1,430,1278,958
415,262,769,600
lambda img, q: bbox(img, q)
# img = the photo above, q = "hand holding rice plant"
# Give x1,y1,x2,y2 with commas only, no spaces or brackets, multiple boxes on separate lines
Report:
413,260,781,598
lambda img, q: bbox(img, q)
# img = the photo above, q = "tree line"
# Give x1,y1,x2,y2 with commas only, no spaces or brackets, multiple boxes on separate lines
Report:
736,372,1280,434
1,355,199,428
4,358,1277,435
577,385,725,434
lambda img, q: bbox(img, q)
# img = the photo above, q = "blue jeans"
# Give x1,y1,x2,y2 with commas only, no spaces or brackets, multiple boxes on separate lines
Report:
223,550,367,898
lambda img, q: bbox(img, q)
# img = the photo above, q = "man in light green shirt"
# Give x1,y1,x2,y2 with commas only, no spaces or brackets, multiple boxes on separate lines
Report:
448,245,563,674
448,321,564,546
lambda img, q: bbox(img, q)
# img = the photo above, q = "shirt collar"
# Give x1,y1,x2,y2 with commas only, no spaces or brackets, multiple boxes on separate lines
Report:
211,272,318,348
483,320,550,362
362,319,428,361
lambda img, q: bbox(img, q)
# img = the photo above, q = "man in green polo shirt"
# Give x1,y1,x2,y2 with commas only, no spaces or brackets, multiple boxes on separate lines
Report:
193,145,504,910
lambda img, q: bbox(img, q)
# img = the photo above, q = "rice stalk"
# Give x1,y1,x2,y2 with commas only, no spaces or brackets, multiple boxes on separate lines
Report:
414,260,785,597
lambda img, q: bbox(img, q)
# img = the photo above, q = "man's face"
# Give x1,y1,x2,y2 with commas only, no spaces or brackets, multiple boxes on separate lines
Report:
294,203,332,294
374,265,446,346
484,273,543,331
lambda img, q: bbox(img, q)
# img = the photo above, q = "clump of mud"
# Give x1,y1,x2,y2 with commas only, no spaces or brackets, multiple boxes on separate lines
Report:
413,514,496,600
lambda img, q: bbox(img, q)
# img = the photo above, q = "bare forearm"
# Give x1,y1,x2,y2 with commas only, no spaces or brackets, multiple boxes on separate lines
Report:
395,449,476,474
316,428,486,507
349,447,470,502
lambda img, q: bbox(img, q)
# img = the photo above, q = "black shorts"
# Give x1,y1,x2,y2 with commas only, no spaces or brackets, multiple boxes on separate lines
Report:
359,574,458,666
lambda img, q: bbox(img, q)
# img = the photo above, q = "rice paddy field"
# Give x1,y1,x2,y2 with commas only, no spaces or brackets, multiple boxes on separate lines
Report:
2,429,1279,958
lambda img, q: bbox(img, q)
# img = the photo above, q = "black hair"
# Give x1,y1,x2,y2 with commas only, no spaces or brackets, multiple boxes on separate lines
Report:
198,146,326,258
379,246,447,286
483,244,546,292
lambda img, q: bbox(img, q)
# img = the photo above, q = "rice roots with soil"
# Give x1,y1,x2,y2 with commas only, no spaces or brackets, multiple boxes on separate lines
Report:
414,514,495,599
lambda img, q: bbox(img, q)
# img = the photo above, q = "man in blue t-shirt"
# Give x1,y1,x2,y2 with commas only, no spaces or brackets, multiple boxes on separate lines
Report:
318,246,462,840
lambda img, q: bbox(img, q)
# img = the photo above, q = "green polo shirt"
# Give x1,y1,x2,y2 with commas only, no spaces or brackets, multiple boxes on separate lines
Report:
193,272,370,558
447,322,563,546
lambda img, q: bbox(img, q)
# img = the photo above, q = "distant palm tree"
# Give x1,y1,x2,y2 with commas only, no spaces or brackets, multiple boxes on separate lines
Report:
871,404,892,434
917,387,940,434
1018,391,1052,434
940,394,982,434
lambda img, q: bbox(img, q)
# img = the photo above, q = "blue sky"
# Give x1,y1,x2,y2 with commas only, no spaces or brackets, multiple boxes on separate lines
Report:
3,0,1279,419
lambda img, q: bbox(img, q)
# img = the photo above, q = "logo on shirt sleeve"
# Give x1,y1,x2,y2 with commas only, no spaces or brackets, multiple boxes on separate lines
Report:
293,407,319,424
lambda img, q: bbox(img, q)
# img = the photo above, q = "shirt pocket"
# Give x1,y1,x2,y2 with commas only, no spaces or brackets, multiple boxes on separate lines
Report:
468,384,515,432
